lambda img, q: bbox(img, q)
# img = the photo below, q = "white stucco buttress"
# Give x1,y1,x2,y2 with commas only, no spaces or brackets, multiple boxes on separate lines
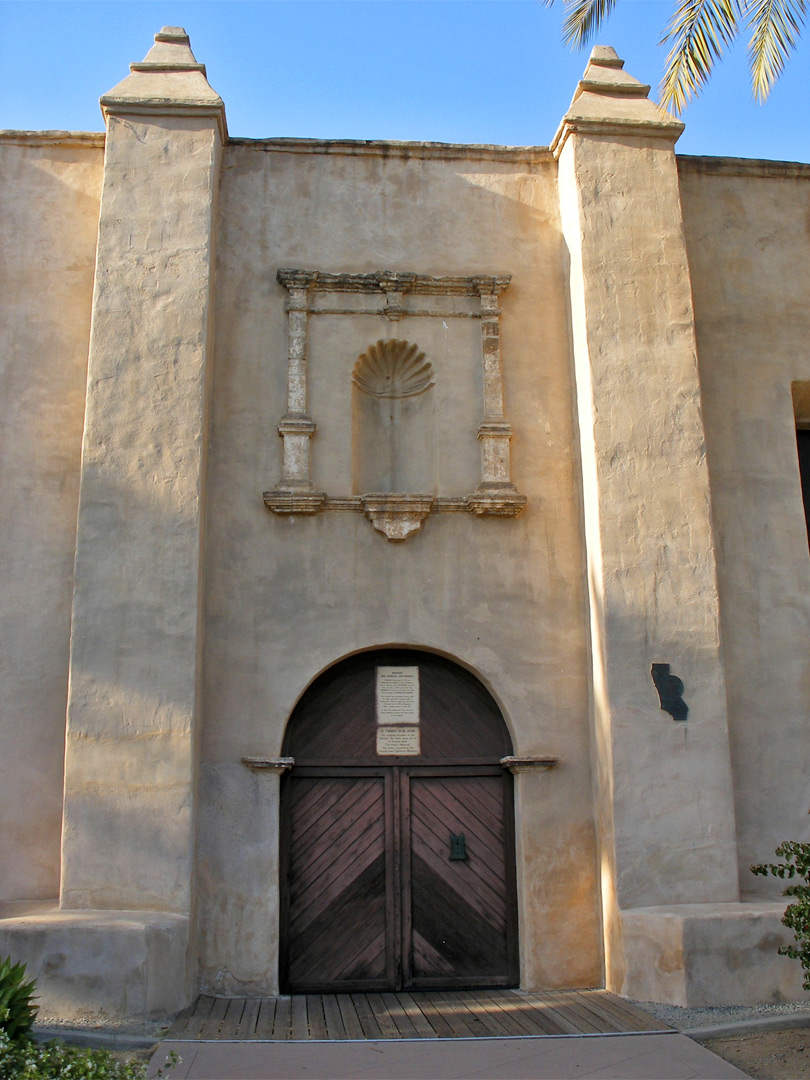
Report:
554,48,748,999
2,28,227,1019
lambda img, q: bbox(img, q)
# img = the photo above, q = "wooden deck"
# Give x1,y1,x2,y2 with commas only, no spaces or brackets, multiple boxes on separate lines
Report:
166,989,669,1041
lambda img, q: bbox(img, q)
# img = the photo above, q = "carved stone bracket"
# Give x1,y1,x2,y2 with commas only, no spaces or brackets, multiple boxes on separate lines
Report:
500,756,558,773
360,494,435,542
265,269,527,540
466,488,527,516
242,756,295,774
264,490,326,515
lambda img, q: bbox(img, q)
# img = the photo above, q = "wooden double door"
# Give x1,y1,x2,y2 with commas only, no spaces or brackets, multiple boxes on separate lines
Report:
282,764,516,992
279,651,518,993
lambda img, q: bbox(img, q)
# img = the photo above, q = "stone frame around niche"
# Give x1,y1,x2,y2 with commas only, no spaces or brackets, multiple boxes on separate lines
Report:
263,269,527,541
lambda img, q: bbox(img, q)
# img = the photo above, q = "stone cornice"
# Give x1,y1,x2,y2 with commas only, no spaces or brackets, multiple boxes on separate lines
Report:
99,103,228,143
228,137,554,165
0,130,105,148
2,133,801,178
677,154,810,179
579,78,651,96
551,115,684,157
276,269,512,297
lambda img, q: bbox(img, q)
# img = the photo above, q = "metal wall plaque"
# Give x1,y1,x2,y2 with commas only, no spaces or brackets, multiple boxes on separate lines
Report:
376,666,420,725
376,726,421,756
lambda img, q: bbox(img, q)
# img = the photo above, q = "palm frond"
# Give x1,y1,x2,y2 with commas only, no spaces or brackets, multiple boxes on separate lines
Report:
660,0,743,112
745,0,807,101
561,0,619,48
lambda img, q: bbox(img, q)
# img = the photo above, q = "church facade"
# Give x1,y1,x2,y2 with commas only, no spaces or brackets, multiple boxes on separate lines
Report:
1,27,809,1020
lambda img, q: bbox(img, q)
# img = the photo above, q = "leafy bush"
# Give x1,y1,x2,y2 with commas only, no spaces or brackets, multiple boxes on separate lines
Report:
0,958,38,1041
0,958,179,1078
0,1026,149,1079
751,841,810,990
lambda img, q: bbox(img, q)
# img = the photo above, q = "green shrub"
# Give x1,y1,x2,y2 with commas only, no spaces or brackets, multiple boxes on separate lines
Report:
0,958,38,1041
751,840,810,990
0,1026,150,1079
0,958,179,1078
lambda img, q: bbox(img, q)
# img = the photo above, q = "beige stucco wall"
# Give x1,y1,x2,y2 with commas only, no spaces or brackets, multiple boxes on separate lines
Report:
679,158,810,894
196,141,602,994
0,134,103,902
3,113,808,1015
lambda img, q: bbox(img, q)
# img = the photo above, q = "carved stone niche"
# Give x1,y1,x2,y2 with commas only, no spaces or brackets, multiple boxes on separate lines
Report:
352,339,435,510
352,339,434,399
263,269,527,541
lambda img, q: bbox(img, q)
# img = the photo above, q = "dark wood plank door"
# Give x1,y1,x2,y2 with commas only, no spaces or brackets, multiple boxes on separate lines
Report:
280,649,518,993
283,765,517,992
403,770,517,988
283,770,397,992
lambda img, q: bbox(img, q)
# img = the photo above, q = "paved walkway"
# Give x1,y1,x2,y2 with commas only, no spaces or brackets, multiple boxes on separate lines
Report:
147,1031,748,1078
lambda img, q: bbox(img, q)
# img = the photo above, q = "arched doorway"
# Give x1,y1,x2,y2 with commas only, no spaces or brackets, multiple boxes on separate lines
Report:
279,649,519,993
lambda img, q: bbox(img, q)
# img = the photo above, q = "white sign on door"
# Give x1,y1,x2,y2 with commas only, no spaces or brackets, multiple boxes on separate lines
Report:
376,666,420,725
376,725,421,756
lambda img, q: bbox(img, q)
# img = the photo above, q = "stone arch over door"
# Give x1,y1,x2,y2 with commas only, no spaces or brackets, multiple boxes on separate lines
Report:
279,649,519,993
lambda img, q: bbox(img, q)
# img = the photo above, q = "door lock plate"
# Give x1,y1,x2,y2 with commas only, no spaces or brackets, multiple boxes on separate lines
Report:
449,833,468,860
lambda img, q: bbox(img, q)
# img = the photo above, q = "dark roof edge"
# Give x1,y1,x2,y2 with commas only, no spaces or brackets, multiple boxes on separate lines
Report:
0,130,105,147
225,136,554,164
678,154,810,179
3,132,807,175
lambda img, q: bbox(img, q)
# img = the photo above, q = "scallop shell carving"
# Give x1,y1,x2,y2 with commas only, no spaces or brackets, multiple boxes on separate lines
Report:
352,340,434,399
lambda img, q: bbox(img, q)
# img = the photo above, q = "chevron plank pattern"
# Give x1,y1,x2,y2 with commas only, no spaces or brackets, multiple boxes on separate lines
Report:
286,776,389,990
409,775,511,983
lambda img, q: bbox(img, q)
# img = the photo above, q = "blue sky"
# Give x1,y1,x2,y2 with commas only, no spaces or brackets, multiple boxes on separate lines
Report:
1,1,807,160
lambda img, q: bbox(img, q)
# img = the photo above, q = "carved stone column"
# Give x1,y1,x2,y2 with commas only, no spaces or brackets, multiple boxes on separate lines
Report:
378,271,413,321
467,278,526,515
269,271,324,512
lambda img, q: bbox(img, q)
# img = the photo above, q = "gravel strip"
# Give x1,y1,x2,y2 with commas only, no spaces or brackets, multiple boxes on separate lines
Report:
629,998,810,1033
32,1013,171,1050
32,1027,159,1050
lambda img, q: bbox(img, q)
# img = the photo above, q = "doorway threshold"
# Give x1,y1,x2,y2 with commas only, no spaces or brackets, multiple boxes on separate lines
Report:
166,989,669,1042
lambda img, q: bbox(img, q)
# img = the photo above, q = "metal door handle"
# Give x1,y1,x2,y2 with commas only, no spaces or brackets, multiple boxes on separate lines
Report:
449,833,468,861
